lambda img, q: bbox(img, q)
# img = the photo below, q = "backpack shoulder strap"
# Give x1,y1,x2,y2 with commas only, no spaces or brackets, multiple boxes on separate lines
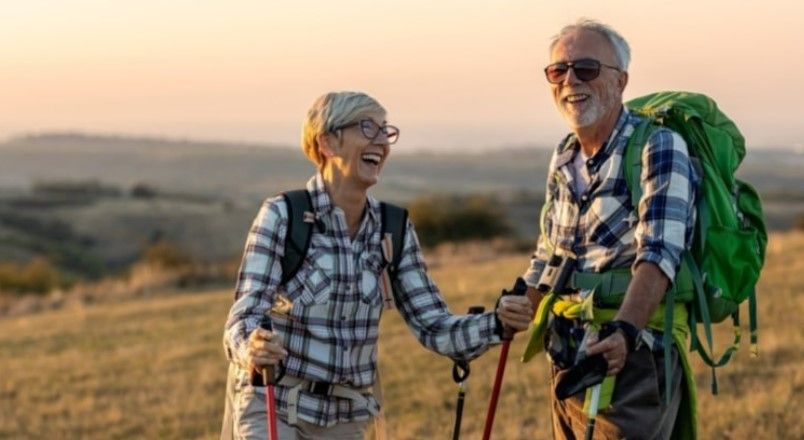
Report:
622,118,657,209
380,201,408,277
280,189,314,285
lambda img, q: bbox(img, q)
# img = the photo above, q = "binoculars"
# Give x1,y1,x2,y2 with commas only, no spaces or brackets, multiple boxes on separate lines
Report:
536,253,577,294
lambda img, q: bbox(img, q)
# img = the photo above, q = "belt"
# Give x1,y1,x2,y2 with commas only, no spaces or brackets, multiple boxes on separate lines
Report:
278,376,377,425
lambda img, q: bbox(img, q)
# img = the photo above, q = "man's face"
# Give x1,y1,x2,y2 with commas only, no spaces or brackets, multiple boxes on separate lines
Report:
549,29,626,131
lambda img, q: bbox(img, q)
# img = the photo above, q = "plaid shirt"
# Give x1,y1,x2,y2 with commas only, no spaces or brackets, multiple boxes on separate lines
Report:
523,108,699,351
223,174,500,427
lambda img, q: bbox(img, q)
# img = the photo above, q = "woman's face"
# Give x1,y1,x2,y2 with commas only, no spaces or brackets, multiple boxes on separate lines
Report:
326,111,394,189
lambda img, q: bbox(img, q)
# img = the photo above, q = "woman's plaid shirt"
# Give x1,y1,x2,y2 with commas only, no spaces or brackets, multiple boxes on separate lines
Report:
223,174,500,427
523,109,699,350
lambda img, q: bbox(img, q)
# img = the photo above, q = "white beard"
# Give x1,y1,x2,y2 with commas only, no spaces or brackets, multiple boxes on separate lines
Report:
559,87,620,129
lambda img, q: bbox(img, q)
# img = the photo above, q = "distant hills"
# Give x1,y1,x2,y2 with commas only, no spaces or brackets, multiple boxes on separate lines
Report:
2,132,801,202
0,132,801,278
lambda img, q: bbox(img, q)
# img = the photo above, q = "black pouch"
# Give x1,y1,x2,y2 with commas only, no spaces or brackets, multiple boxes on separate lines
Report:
554,324,617,400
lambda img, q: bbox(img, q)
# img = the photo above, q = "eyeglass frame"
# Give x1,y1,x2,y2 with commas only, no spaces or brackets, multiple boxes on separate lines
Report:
543,58,622,84
332,119,400,145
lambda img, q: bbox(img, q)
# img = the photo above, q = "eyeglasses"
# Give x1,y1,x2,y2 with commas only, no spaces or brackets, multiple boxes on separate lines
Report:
334,119,400,145
544,58,622,84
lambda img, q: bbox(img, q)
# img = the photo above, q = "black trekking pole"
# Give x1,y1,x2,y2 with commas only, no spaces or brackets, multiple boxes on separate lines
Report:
451,305,486,440
482,277,527,440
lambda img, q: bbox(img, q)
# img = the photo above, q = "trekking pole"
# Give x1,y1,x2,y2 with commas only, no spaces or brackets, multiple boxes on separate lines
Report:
584,383,601,440
452,305,486,440
250,321,284,440
482,277,527,440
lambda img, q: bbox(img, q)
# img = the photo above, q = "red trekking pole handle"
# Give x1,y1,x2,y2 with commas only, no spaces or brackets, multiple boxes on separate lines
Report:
482,277,527,440
250,322,284,440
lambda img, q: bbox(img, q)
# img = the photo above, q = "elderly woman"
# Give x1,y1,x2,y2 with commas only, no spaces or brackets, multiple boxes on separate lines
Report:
222,91,534,440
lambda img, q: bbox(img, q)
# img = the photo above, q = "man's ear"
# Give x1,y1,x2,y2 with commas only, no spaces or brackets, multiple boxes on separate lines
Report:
619,71,629,92
317,132,337,158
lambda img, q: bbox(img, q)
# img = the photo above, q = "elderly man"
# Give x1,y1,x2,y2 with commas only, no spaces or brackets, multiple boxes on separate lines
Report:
521,20,699,439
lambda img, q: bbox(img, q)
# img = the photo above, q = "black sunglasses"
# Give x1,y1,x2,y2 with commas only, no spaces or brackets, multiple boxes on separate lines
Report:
333,119,400,145
544,58,621,84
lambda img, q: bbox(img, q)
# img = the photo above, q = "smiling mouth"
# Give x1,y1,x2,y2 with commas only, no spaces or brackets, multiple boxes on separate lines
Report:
564,93,590,104
361,152,382,166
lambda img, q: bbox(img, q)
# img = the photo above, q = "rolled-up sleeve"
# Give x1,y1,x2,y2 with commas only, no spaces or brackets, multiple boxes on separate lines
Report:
222,197,287,369
633,128,697,281
392,220,500,361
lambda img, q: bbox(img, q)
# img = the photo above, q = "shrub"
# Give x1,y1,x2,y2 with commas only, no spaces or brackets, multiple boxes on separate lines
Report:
141,241,192,269
795,213,804,231
131,183,158,199
408,194,512,247
33,180,121,197
0,257,62,295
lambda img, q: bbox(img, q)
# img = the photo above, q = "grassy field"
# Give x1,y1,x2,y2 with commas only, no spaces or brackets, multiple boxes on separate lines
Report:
1,232,802,439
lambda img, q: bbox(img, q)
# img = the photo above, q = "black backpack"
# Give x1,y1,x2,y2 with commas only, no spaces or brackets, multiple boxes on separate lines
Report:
279,189,408,288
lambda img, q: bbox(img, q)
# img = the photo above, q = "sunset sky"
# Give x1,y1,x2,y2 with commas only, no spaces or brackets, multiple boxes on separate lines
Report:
2,0,802,151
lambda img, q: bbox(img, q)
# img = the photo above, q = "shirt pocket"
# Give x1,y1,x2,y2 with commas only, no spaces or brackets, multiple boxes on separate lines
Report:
359,253,385,306
294,248,334,306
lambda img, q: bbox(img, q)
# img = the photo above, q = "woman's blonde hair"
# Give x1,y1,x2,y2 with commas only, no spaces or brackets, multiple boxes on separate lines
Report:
301,91,386,169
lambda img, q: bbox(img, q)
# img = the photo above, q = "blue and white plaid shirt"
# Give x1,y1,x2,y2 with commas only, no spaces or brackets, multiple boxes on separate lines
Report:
224,174,501,427
523,108,699,351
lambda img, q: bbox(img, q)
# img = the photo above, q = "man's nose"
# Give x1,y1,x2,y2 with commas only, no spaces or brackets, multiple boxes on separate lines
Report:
562,66,581,86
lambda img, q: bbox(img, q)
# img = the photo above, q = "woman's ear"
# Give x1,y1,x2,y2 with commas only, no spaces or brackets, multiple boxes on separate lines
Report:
317,132,337,158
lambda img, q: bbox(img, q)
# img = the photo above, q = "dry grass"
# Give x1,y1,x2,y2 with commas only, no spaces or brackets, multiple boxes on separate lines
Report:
1,233,802,439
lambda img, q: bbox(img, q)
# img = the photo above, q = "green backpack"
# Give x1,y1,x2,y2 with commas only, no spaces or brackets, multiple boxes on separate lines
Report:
624,92,768,377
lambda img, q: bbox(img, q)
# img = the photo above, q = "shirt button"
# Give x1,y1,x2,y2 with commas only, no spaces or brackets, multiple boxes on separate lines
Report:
587,159,594,166
581,194,588,202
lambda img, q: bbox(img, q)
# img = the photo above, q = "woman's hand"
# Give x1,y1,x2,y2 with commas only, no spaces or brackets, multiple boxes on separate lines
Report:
496,295,536,333
246,328,288,372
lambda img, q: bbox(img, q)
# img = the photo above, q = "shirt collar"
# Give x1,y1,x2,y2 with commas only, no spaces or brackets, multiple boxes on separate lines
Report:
305,173,380,224
554,107,631,169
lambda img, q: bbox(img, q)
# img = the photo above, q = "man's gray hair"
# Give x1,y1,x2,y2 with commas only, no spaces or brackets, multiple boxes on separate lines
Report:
550,19,631,70
301,91,385,169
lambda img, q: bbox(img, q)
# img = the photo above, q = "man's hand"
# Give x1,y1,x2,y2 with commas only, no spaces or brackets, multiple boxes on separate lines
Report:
246,328,288,372
496,295,535,333
585,329,628,376
585,261,669,376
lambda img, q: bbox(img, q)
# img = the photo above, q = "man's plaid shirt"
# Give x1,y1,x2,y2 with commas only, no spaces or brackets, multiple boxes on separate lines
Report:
223,174,501,427
523,108,699,351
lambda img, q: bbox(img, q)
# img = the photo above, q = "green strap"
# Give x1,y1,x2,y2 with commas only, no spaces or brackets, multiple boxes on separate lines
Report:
569,267,693,304
521,292,558,362
622,119,654,208
749,288,759,357
663,285,675,406
688,255,742,370
685,251,717,394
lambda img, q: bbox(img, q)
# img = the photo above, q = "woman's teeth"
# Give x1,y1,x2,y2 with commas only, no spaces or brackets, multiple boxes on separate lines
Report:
361,153,382,165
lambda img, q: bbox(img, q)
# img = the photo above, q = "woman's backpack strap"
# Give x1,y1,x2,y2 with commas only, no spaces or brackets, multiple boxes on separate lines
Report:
280,189,314,285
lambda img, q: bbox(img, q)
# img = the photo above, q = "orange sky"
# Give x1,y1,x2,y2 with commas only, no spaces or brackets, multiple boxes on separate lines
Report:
2,0,803,150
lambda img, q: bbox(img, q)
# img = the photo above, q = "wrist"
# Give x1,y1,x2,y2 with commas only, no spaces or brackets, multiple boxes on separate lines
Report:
492,298,504,338
601,319,639,352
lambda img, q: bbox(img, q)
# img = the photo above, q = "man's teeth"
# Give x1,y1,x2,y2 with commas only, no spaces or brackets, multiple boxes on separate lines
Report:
566,94,589,103
361,153,382,165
